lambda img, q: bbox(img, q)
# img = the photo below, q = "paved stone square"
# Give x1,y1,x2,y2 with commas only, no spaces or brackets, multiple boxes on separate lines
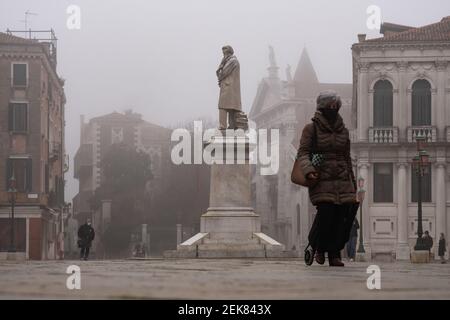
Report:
0,259,449,299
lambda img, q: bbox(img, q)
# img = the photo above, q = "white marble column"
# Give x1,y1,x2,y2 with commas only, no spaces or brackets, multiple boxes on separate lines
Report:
436,61,447,141
357,62,370,142
358,162,371,259
397,62,408,142
396,162,410,259
435,161,446,256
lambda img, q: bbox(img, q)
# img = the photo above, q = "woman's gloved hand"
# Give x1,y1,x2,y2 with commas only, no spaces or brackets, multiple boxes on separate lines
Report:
307,172,319,180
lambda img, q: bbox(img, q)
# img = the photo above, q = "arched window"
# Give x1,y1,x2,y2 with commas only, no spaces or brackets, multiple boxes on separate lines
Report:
373,80,393,127
412,80,431,126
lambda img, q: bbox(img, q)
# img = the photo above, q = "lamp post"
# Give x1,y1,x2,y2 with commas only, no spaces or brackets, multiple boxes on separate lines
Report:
357,176,366,254
7,173,18,253
413,134,429,251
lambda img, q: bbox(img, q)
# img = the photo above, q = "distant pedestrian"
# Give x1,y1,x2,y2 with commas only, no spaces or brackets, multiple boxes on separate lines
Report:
423,231,433,253
346,218,359,261
438,233,446,264
78,219,95,261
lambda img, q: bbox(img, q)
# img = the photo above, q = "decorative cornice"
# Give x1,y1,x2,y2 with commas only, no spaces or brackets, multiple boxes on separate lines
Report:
435,60,448,71
358,62,370,72
435,158,447,168
396,162,408,168
396,61,408,71
353,42,450,52
357,162,370,169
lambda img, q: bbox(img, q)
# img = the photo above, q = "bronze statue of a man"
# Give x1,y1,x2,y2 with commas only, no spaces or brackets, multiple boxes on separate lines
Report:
216,45,242,130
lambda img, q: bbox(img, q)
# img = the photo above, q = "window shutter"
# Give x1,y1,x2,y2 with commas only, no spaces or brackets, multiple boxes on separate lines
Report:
373,80,393,127
26,158,32,192
412,80,431,126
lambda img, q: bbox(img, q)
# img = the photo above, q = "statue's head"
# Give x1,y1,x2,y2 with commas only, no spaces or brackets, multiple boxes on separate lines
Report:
222,45,234,56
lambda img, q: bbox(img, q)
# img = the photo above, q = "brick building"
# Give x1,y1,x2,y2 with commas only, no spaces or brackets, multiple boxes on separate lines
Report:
0,30,66,260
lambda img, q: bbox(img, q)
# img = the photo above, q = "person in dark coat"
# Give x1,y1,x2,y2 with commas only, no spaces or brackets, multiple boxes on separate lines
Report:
346,218,359,261
423,231,433,253
297,90,358,267
78,219,95,261
438,233,446,264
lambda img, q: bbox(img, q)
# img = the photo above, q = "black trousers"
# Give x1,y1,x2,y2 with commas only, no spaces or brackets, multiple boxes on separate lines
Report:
308,202,359,257
80,246,90,259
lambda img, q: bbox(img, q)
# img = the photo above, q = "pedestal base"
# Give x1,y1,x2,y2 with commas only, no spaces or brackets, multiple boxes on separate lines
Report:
164,231,293,258
164,133,292,259
165,211,288,258
355,252,368,262
411,250,430,263
396,244,411,260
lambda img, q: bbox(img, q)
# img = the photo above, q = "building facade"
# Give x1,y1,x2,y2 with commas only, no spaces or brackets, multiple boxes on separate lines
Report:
0,30,66,260
249,47,353,251
351,17,450,260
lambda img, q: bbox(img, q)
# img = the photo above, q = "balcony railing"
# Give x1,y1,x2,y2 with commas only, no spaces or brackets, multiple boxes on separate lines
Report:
368,127,398,143
407,126,436,143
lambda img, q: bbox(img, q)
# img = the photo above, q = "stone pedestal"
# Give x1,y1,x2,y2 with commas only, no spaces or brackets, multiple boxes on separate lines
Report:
165,133,288,258
355,252,367,262
411,250,430,263
396,243,411,260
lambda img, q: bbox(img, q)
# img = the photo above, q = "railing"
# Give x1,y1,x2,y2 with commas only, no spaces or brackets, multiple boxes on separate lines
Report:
407,126,436,143
368,127,399,143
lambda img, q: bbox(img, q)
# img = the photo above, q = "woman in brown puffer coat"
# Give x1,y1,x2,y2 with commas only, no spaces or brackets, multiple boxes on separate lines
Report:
297,90,358,266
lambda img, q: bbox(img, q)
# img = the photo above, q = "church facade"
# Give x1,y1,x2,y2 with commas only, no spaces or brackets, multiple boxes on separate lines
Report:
249,47,353,252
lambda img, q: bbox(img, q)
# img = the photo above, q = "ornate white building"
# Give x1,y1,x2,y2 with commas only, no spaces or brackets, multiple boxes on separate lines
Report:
351,17,450,260
249,47,353,251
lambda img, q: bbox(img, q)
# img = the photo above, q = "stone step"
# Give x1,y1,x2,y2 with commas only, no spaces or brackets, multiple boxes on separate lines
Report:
198,243,266,251
202,237,261,245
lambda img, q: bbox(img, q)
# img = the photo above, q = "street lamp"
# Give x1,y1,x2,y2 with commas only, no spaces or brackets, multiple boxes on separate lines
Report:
413,134,429,251
357,176,366,254
7,172,18,253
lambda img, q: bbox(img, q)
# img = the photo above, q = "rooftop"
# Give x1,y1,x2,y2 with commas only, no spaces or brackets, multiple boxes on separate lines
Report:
365,16,450,43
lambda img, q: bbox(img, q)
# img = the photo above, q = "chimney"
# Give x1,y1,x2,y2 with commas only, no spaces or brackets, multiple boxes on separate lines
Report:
358,34,366,43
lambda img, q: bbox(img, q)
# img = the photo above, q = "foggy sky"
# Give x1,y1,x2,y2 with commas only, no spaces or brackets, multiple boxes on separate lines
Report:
1,0,449,201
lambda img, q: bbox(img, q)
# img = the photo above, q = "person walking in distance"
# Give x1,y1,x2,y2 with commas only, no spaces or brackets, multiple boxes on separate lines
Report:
423,230,434,257
78,219,95,261
438,233,447,264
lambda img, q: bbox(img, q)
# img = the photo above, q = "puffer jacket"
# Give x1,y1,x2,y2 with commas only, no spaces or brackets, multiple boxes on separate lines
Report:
297,111,357,205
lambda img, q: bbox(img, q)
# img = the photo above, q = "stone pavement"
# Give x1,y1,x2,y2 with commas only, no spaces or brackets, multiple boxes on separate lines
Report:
0,258,449,299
